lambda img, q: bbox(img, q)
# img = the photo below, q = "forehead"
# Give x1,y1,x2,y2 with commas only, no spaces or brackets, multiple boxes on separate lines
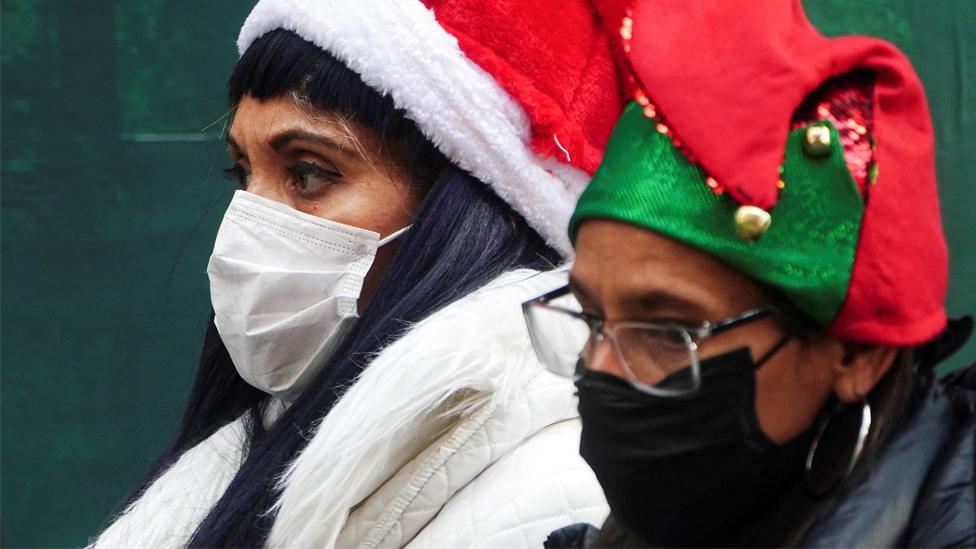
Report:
231,95,313,134
572,219,768,314
228,95,381,154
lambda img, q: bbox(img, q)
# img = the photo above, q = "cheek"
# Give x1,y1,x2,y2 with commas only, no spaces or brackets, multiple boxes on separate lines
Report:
311,172,418,234
753,344,836,445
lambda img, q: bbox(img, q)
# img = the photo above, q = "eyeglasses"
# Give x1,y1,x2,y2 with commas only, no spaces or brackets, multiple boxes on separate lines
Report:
522,285,774,396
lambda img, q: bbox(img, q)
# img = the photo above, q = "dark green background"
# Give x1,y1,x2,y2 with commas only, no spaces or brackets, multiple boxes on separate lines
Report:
1,1,973,547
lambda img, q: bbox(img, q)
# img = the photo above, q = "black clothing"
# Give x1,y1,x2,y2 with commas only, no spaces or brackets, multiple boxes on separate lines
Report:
800,364,975,547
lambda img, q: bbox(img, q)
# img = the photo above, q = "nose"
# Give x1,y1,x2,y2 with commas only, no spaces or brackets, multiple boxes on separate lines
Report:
584,334,629,380
241,168,296,209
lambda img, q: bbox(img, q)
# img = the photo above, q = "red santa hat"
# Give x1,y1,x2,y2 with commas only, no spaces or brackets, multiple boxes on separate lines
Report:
238,0,622,256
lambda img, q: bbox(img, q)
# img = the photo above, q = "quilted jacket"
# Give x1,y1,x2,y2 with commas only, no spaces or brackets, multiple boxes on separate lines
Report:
92,269,609,548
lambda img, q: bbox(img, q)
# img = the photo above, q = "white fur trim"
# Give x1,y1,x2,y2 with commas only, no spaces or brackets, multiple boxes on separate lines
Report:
237,0,588,256
268,268,569,548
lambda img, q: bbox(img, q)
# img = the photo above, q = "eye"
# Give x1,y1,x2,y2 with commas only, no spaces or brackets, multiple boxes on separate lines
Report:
579,310,603,324
652,318,703,334
289,160,342,195
635,327,690,349
222,163,249,189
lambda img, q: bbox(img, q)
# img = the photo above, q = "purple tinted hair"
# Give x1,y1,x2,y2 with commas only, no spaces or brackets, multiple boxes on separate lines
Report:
106,29,560,547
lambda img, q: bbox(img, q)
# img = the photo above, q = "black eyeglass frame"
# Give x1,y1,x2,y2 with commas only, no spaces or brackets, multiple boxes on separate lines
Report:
522,285,776,396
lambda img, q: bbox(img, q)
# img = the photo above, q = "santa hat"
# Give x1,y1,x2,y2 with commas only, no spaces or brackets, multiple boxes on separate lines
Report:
573,0,948,345
237,0,622,256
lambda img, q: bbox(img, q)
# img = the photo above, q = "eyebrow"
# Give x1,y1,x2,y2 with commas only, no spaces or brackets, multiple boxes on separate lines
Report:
225,128,362,161
568,275,599,308
569,274,710,321
225,133,242,156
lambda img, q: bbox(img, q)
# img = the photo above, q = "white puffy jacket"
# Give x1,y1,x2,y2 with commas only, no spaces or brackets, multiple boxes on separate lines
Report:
92,269,608,548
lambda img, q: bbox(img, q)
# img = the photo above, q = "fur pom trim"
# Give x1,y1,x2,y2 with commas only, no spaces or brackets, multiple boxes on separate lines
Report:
267,268,569,548
237,0,588,256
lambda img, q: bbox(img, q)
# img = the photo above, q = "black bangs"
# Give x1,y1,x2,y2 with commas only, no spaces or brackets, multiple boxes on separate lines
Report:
228,29,446,180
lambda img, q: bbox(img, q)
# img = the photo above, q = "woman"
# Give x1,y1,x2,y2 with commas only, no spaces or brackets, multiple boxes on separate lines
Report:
92,1,622,547
526,1,975,547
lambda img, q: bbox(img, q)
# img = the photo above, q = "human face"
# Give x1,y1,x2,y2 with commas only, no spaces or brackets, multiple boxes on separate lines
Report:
571,220,849,444
225,94,420,308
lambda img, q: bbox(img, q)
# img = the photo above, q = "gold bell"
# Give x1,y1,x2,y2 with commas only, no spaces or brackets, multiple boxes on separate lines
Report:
802,124,832,157
734,205,772,241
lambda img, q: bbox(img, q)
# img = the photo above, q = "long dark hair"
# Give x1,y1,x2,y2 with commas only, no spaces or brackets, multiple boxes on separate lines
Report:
115,29,561,547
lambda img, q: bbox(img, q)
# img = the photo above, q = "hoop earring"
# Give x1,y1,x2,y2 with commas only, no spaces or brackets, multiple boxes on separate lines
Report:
804,400,872,498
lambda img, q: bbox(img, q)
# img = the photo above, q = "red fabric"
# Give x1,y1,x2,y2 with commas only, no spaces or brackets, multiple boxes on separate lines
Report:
590,0,640,103
627,0,946,345
422,0,622,174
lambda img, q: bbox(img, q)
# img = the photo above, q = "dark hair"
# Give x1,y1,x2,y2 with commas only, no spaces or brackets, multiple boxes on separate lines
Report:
112,29,560,547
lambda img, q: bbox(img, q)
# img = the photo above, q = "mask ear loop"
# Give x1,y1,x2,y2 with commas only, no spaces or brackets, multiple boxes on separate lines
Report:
378,224,412,247
754,334,793,369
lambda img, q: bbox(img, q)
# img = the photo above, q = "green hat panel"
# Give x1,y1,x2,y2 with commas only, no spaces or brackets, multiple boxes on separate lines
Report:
570,102,865,325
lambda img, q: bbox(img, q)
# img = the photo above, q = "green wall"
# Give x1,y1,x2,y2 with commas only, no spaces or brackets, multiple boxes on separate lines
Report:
1,2,253,547
1,1,973,547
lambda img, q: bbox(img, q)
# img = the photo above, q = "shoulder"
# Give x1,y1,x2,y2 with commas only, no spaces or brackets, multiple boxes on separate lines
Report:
357,266,569,406
338,367,599,548
375,266,565,367
406,418,609,549
404,267,567,340
270,268,576,547
544,523,601,549
801,367,969,547
89,417,248,548
940,362,976,417
906,363,976,547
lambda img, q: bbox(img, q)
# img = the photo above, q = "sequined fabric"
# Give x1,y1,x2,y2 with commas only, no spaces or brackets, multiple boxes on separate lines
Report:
570,102,865,325
792,71,876,193
626,70,876,199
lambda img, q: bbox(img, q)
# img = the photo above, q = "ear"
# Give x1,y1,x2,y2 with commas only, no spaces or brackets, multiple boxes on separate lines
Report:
831,343,899,403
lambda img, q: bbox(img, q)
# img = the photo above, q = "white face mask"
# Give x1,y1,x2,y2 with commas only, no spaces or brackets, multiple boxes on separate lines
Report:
207,190,409,402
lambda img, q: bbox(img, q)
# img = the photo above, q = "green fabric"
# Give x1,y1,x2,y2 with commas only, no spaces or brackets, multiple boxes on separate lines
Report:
570,102,865,325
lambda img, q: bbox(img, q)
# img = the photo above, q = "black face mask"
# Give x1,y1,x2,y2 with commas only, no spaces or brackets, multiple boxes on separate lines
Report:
576,347,809,547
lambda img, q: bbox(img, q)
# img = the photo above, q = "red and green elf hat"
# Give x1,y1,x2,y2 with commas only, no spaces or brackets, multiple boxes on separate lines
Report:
571,0,948,346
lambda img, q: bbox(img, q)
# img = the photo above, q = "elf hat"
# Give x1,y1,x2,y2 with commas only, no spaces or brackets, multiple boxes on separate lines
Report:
238,0,622,257
572,0,948,346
